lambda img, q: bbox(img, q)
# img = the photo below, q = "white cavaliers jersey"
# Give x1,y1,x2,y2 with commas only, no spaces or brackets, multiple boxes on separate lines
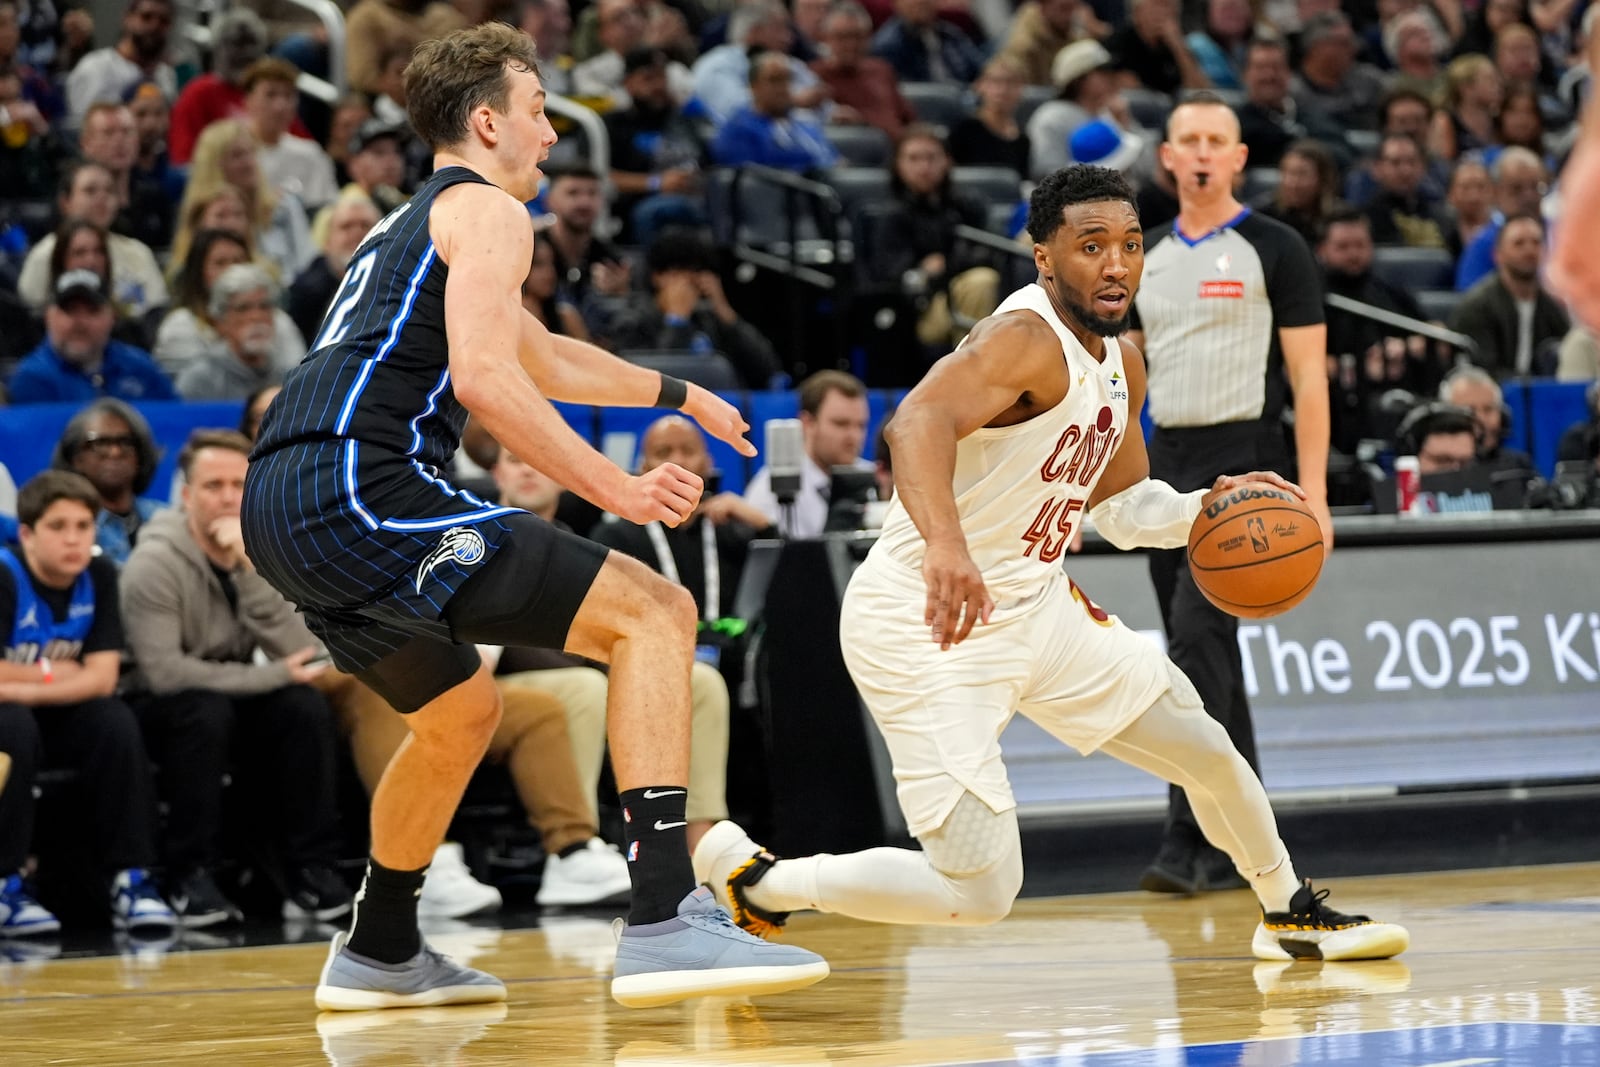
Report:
871,283,1132,601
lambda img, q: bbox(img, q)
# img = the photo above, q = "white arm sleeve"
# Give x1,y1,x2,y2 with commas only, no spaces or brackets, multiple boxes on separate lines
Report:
1088,478,1207,550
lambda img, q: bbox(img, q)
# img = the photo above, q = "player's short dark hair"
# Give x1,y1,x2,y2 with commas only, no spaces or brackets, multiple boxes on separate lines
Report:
56,159,113,205
544,162,602,187
17,470,101,528
798,369,866,417
404,22,543,151
1380,85,1433,122
52,398,163,496
178,429,253,479
1497,212,1546,243
1166,88,1237,139
1318,202,1368,237
1026,164,1137,244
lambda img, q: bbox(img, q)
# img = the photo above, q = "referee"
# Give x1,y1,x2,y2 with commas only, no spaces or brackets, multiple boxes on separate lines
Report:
1126,91,1334,896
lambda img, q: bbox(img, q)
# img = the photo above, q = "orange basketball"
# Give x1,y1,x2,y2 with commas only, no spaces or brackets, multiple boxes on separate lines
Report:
1186,485,1325,619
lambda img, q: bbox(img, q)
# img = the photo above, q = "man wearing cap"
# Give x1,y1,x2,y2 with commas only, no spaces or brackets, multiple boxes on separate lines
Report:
1027,39,1135,180
996,0,1105,88
605,47,711,245
8,269,175,405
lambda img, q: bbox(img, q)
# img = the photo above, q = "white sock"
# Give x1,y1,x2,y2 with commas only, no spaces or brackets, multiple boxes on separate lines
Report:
1249,853,1301,914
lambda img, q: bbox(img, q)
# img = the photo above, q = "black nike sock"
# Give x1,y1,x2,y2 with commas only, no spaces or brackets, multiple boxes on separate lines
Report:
619,786,694,925
345,858,425,964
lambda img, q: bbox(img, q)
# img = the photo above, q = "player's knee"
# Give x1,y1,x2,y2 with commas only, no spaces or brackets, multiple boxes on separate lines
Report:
945,859,1024,925
642,577,698,641
414,673,502,758
919,793,1024,924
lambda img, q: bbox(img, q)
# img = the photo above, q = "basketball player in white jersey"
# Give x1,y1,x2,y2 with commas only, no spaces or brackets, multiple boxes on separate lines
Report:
694,166,1409,963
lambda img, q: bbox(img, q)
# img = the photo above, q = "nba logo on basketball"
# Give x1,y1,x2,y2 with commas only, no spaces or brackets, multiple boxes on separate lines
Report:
1246,517,1270,553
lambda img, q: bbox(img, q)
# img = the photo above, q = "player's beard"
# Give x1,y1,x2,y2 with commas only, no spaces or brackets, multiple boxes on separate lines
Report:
1056,289,1132,337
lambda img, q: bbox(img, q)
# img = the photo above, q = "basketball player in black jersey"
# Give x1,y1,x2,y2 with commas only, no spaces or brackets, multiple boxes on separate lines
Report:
241,23,827,1011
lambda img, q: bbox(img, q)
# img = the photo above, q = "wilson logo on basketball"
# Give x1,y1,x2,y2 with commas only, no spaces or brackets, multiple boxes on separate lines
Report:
1199,280,1245,298
1202,487,1293,521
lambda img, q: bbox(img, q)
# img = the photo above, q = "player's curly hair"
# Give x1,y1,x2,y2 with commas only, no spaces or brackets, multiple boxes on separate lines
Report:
1026,165,1137,245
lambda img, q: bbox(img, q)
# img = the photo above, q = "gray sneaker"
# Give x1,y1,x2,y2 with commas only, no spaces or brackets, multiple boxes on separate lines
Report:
611,887,830,1008
314,932,508,1011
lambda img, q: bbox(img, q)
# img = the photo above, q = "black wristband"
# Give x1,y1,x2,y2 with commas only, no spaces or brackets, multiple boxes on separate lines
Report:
655,373,689,409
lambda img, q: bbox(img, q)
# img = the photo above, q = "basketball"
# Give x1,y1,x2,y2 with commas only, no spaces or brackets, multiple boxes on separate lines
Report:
1186,484,1325,619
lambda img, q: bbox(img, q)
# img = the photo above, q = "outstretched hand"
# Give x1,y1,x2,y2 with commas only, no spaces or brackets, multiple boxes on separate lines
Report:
681,384,757,457
923,541,994,651
618,462,704,527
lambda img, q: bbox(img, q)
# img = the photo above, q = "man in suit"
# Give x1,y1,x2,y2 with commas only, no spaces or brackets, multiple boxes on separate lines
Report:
1449,215,1569,380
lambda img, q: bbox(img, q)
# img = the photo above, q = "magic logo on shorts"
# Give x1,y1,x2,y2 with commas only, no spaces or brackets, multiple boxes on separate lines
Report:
414,525,488,593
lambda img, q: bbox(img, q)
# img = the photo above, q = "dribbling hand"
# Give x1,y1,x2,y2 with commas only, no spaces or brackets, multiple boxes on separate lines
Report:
619,462,704,527
1208,472,1334,553
923,541,994,651
1207,471,1304,499
681,385,758,457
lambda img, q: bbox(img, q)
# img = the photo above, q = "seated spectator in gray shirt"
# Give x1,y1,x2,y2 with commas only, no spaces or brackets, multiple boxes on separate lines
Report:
175,263,286,400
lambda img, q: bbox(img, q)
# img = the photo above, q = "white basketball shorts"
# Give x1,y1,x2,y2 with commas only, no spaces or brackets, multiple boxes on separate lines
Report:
839,554,1171,838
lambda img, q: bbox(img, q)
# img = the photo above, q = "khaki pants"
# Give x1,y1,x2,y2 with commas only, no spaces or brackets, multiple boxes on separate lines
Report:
498,662,730,825
916,267,1002,348
321,674,597,856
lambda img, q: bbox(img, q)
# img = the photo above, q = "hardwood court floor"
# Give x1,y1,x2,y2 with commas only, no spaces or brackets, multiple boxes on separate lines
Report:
5,864,1598,1067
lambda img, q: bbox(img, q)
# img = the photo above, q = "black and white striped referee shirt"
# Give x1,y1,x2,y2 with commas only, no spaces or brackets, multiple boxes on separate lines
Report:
1130,208,1324,430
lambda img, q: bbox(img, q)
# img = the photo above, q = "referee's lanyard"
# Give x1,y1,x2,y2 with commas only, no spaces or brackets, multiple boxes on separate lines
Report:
645,518,719,625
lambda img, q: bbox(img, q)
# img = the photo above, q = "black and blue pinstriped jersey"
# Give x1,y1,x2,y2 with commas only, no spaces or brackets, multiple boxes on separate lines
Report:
240,164,533,661
254,164,501,474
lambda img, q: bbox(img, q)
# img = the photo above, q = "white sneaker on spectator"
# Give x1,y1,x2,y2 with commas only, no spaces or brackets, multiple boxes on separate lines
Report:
0,873,61,937
537,839,633,907
419,844,502,919
110,869,176,931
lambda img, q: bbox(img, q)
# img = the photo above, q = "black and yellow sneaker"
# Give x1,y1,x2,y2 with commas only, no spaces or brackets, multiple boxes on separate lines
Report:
1253,880,1410,961
691,821,791,939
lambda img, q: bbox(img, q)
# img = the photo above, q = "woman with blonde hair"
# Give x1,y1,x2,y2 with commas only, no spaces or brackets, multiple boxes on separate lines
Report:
179,119,314,281
166,184,258,287
1428,54,1503,161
